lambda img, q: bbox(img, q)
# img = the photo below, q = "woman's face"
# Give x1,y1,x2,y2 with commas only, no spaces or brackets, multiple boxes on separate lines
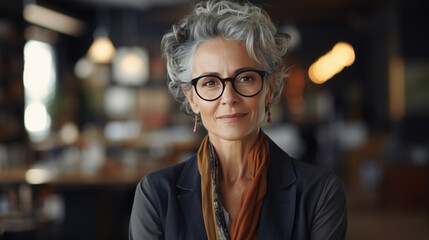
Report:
184,38,273,142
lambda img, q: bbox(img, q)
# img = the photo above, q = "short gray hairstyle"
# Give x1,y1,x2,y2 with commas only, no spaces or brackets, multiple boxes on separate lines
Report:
161,0,290,116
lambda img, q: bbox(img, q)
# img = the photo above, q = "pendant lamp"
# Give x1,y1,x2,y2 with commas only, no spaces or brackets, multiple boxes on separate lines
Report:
87,8,115,64
87,27,116,64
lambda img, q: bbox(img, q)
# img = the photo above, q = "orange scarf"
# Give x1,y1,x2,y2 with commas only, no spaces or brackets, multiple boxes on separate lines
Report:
197,132,270,240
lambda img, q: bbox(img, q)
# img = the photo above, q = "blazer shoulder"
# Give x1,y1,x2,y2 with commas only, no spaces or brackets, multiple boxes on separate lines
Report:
143,154,197,189
289,154,345,202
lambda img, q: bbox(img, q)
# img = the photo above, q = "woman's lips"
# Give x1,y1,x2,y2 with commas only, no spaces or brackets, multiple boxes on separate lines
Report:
217,113,247,122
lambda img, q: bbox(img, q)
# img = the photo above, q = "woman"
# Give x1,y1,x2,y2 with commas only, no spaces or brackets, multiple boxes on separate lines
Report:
129,1,347,239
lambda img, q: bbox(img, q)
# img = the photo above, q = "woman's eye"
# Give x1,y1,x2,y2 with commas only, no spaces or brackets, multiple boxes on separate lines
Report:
205,81,215,86
201,78,218,87
238,76,253,82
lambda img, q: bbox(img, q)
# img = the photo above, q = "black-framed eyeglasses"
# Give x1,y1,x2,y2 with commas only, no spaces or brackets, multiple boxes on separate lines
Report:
190,69,267,101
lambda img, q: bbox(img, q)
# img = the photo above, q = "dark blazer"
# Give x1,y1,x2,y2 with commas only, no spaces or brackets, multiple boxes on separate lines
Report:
129,138,347,240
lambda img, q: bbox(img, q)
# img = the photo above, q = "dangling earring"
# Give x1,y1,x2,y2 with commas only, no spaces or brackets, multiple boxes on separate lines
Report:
267,105,272,124
193,115,198,133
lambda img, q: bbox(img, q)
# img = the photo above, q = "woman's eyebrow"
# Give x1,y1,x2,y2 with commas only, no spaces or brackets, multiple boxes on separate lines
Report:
233,67,257,75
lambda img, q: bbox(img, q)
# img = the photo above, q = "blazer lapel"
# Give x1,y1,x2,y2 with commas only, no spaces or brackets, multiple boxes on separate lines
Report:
257,138,297,239
176,157,208,240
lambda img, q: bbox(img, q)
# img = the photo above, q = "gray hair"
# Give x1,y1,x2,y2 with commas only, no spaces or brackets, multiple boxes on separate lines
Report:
161,0,290,116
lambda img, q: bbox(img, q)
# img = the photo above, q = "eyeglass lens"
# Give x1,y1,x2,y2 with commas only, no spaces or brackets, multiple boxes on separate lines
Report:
195,70,263,101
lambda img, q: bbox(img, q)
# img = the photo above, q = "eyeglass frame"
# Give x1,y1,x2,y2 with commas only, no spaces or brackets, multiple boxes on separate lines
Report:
190,69,268,101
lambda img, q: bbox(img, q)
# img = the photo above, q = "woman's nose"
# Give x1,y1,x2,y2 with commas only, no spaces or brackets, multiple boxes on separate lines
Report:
220,81,239,105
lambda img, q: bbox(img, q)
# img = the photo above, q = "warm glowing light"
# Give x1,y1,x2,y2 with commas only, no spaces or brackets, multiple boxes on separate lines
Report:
332,42,355,66
120,53,144,75
23,4,85,37
87,37,116,63
59,122,79,144
26,168,56,184
308,42,355,84
113,47,149,86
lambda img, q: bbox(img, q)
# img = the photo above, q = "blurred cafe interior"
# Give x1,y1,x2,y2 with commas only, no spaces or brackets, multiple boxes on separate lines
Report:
0,0,428,239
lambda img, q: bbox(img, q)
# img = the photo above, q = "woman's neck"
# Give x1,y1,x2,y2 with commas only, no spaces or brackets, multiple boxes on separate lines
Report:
208,130,260,183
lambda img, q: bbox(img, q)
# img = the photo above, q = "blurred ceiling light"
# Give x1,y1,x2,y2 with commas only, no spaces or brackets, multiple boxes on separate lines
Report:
23,3,85,37
113,47,149,86
120,53,143,75
309,42,355,84
87,29,116,64
332,42,355,67
59,122,80,145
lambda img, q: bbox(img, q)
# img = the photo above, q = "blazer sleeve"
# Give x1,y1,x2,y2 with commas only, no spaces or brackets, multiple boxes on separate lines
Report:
311,174,348,240
129,176,164,240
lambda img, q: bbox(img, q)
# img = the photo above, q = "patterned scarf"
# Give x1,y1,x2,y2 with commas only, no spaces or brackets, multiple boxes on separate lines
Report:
197,132,270,240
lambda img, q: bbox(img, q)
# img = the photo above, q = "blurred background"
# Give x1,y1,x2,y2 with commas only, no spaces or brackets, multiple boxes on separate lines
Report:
0,0,428,239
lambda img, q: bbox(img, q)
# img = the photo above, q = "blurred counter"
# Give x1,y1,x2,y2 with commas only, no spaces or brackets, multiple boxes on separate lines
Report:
0,166,160,186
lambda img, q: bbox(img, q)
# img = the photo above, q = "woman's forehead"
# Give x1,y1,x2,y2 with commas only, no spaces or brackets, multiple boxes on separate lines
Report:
191,39,261,77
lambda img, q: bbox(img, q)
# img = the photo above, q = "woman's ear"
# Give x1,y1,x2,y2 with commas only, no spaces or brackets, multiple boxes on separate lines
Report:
182,84,200,114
